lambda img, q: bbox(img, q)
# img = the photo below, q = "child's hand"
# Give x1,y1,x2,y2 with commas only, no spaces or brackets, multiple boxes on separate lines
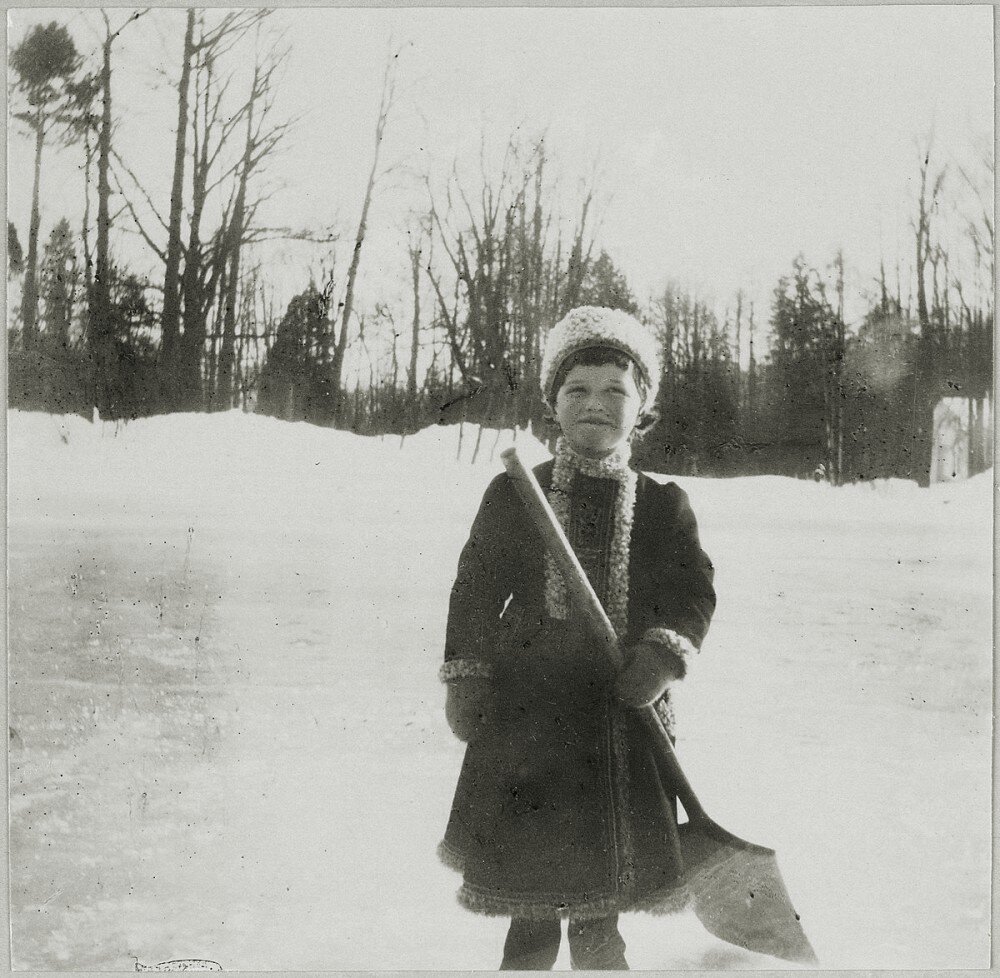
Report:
445,678,494,742
614,641,682,708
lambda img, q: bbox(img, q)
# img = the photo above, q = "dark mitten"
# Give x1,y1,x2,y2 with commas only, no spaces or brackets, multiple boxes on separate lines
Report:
445,678,494,742
614,639,685,708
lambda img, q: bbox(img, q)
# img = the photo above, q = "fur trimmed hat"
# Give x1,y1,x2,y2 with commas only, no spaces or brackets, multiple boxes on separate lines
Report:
541,306,661,409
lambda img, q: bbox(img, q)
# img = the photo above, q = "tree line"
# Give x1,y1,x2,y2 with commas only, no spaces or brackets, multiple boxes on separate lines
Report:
8,14,993,485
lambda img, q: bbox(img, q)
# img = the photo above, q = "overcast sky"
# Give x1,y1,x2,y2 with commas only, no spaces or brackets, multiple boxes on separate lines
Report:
7,5,995,341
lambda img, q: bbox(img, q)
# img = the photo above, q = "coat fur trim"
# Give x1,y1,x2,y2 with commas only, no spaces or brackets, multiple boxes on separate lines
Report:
436,838,466,873
438,659,493,683
448,874,690,921
544,436,637,641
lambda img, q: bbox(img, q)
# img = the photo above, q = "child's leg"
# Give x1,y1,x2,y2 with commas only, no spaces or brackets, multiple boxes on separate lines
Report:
500,917,562,970
567,914,628,970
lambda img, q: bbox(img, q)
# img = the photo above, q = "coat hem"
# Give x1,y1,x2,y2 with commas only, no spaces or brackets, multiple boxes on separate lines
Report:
437,840,691,921
436,838,466,874
455,879,691,921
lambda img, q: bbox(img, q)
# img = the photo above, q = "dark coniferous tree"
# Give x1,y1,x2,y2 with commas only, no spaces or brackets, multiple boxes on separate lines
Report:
843,297,919,481
765,257,833,477
256,286,333,424
39,218,78,348
576,251,640,316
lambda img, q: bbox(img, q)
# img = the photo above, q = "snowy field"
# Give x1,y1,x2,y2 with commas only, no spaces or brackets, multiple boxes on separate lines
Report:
7,409,993,970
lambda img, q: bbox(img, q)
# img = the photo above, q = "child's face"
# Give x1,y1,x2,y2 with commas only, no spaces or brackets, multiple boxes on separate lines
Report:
554,361,643,459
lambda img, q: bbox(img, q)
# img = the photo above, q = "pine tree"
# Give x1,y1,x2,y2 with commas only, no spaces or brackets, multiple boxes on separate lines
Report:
256,286,332,423
39,218,78,348
767,257,832,477
576,251,640,315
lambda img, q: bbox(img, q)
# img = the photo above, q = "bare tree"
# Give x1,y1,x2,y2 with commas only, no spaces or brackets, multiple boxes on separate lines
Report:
90,10,150,418
65,71,102,309
214,44,291,411
958,142,995,308
158,7,195,388
328,50,399,424
955,143,994,475
825,249,847,485
908,140,950,484
405,221,428,400
157,9,267,408
913,141,947,337
423,136,597,431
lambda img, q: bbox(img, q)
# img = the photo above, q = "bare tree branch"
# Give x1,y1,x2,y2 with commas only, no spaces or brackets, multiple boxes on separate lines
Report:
109,160,168,261
109,148,169,235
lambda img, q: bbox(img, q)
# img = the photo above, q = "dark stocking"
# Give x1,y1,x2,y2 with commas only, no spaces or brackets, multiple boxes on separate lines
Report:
500,917,562,970
568,914,628,970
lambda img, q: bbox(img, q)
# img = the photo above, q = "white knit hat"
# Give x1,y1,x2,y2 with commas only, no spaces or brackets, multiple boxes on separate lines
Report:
541,306,661,408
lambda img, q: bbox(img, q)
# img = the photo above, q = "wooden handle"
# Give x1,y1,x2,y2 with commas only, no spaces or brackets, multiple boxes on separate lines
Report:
499,449,623,669
500,447,708,824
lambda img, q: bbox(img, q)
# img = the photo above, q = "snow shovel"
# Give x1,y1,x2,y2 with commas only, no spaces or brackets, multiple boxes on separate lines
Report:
500,448,818,966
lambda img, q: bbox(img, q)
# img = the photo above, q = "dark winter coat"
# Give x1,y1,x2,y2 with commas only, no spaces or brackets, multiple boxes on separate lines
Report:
438,459,716,920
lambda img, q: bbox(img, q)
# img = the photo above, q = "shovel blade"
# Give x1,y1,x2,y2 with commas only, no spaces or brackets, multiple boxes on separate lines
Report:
680,822,819,965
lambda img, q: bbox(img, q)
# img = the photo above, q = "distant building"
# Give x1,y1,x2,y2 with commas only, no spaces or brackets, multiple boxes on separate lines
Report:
930,395,993,483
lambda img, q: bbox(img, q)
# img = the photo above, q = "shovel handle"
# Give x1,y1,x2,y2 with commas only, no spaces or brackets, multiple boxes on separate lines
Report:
500,448,708,825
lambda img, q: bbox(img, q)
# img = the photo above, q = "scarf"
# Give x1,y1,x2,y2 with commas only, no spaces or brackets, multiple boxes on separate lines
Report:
544,436,638,639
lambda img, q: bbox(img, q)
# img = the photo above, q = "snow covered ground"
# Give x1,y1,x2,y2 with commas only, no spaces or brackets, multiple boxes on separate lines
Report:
7,409,993,970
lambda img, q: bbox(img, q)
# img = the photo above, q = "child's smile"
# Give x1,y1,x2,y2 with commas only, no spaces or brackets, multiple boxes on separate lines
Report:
554,361,643,459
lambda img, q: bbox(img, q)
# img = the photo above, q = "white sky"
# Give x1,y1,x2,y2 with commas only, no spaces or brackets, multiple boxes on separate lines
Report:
7,5,995,353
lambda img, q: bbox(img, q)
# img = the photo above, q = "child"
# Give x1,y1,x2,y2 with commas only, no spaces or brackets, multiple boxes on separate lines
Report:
438,306,716,970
